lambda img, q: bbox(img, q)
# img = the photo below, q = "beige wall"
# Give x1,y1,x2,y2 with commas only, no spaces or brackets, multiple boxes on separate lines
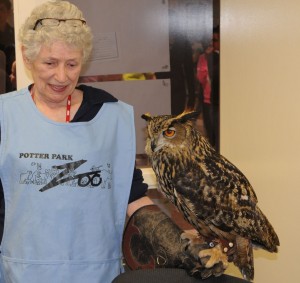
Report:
221,0,299,282
14,0,298,282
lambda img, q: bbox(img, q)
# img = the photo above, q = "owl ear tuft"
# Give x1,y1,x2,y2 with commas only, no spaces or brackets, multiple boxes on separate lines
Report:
141,113,153,122
176,111,200,123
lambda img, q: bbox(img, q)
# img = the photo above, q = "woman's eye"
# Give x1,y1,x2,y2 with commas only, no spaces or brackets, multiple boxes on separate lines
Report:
163,128,176,138
68,63,77,68
44,61,55,66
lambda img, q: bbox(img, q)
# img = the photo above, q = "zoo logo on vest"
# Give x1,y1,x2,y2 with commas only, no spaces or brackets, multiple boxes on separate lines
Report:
19,159,112,192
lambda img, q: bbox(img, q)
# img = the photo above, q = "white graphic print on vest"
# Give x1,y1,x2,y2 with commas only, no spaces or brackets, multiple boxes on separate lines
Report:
19,158,112,191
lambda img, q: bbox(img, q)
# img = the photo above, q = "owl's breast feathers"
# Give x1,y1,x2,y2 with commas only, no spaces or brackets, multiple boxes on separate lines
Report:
151,135,279,253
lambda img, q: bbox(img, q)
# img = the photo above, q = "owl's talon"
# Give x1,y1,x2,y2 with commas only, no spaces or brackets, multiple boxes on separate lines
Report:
180,232,205,250
181,232,228,268
199,244,229,269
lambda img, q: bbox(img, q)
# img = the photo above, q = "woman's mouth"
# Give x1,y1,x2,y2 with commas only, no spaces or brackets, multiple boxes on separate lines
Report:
50,85,68,92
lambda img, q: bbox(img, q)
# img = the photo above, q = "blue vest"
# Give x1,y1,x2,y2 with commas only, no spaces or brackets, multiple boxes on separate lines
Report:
0,88,136,283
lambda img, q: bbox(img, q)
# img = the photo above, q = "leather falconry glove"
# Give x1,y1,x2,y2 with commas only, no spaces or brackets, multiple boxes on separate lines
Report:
122,205,231,279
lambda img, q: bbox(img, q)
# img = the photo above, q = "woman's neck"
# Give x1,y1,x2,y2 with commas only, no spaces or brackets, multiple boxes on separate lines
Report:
30,86,83,122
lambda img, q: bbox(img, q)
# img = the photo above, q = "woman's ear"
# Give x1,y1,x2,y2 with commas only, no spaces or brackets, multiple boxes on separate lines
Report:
21,46,32,69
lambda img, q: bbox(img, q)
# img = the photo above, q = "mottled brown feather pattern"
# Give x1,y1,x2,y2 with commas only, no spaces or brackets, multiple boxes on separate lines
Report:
142,112,280,281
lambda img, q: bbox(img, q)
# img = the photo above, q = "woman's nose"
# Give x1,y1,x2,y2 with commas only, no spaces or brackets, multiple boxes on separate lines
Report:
55,65,68,82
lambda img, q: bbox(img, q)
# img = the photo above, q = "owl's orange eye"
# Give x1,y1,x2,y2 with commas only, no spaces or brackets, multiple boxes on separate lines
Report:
163,128,176,138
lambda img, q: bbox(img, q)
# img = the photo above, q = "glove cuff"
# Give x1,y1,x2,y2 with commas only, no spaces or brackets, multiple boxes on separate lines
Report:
122,204,184,270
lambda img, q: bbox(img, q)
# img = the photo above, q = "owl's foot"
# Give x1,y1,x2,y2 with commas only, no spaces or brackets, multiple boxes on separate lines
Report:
181,232,229,270
198,242,229,269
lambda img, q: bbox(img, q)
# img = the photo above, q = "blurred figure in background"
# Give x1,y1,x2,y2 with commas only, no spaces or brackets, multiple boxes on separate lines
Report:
0,0,15,93
196,26,220,151
210,26,220,152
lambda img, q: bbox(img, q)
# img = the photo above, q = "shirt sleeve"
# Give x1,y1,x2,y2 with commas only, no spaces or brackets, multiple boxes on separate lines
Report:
128,168,148,204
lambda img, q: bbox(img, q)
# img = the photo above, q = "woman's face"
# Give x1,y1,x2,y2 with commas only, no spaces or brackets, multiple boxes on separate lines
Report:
24,41,83,103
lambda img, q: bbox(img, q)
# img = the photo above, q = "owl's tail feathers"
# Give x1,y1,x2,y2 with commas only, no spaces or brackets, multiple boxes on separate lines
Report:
255,208,280,253
234,236,254,281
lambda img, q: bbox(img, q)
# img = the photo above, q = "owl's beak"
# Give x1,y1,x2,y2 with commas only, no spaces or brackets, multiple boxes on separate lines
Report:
151,140,156,152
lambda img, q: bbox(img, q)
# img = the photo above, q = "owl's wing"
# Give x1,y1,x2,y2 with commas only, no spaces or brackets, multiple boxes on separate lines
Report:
172,152,278,251
171,154,259,240
200,152,258,207
171,167,258,281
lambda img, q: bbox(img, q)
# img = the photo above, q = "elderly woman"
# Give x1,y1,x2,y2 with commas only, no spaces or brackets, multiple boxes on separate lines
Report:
0,1,228,282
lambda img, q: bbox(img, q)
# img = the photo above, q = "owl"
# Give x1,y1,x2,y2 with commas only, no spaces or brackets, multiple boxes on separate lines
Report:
141,111,279,281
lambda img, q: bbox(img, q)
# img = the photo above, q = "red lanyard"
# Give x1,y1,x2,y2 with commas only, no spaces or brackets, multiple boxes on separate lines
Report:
31,87,72,123
65,95,72,123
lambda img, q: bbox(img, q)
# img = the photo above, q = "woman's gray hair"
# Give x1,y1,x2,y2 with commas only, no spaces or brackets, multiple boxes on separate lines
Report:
19,0,93,64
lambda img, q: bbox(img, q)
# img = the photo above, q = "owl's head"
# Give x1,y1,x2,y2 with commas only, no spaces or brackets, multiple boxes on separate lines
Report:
141,111,200,156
